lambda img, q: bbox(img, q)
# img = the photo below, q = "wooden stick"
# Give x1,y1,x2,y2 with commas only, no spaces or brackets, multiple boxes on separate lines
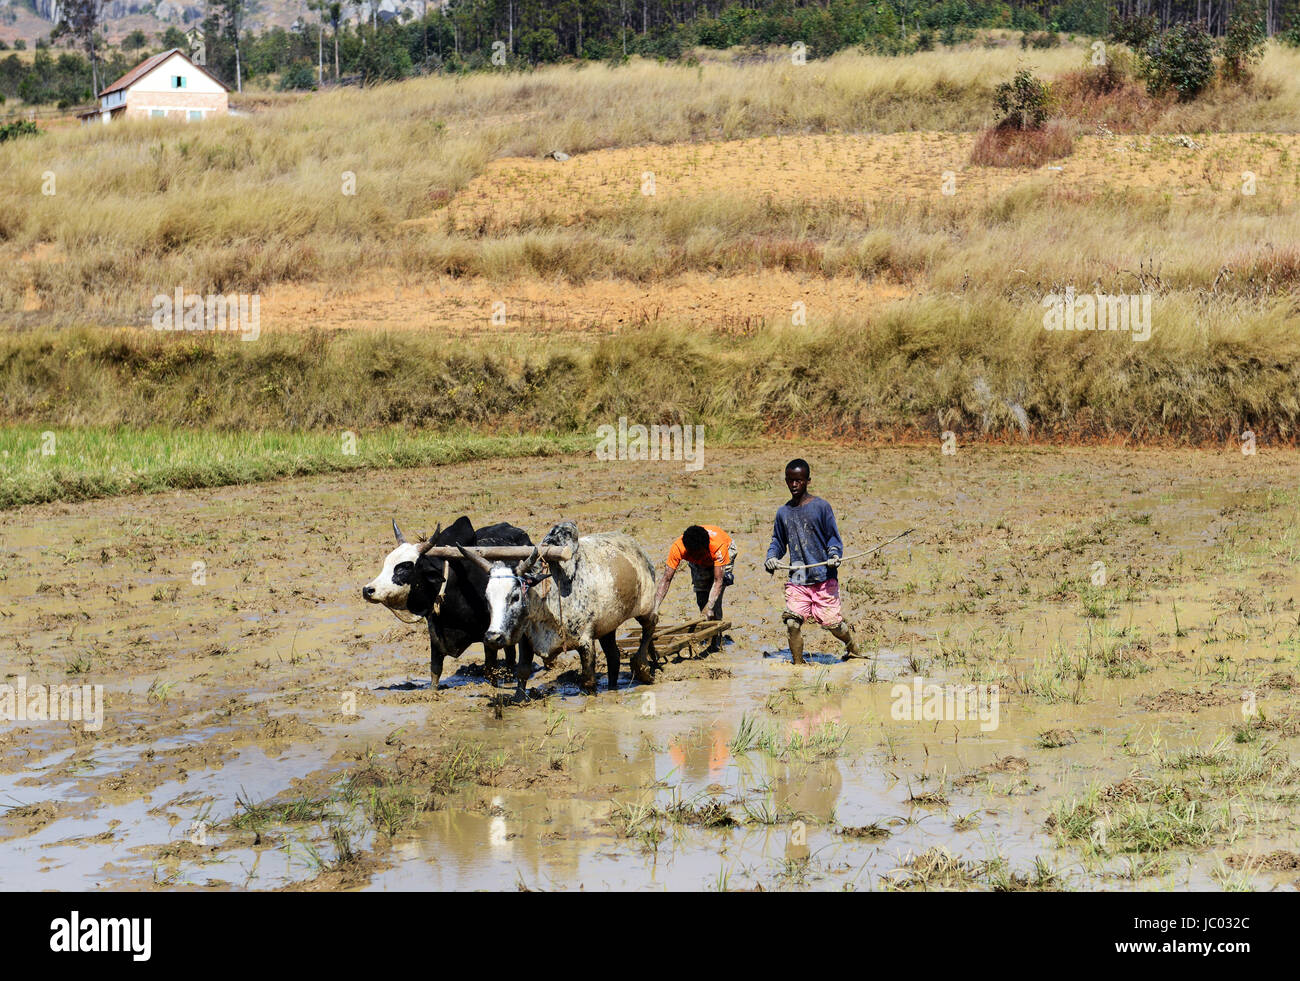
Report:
691,621,728,637
619,620,730,650
419,545,573,562
621,618,716,644
655,618,708,636
671,621,730,658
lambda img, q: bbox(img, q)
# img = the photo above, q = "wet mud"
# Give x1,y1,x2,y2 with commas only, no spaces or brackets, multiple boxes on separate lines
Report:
3,444,1299,890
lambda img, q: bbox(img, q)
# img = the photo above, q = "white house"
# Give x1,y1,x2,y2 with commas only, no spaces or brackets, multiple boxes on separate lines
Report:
78,48,228,125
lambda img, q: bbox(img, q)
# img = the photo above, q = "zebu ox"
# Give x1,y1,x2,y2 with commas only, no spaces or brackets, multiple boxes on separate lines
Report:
460,521,658,696
363,516,532,688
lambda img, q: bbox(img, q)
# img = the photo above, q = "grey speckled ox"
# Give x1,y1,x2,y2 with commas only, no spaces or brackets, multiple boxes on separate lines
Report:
462,521,658,696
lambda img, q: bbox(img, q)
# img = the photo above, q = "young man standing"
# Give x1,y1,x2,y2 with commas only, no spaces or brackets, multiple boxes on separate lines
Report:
652,524,736,654
764,458,864,664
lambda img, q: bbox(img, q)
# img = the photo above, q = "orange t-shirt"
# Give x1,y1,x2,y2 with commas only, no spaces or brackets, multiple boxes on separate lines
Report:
666,526,732,570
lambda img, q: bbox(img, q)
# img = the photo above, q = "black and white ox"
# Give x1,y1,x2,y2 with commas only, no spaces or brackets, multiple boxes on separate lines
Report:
362,516,533,688
459,521,658,696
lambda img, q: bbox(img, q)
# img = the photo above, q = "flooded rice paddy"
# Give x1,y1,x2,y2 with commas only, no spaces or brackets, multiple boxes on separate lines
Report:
2,444,1299,890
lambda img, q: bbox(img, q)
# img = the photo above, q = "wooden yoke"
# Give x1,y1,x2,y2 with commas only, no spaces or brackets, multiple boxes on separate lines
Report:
419,544,574,562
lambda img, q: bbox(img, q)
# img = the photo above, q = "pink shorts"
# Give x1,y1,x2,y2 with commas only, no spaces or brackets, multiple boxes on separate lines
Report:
784,579,843,627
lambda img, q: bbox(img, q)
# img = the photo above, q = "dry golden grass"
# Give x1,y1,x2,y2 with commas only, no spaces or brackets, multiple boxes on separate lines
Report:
3,40,1300,452
8,128,1300,332
445,128,1300,230
2,40,1299,325
1052,62,1166,131
6,292,1300,443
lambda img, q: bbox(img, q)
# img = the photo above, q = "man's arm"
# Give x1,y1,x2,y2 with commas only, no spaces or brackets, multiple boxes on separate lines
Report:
652,563,676,614
822,500,844,566
765,511,787,572
702,564,724,618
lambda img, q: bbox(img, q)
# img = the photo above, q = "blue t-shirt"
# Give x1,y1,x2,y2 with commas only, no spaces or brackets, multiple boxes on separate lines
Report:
765,496,844,585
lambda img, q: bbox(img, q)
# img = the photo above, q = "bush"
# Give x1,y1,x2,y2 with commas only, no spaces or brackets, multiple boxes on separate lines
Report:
519,28,561,63
1051,49,1158,130
994,69,1052,129
939,24,973,46
278,60,317,91
0,120,41,143
633,27,683,61
1110,13,1156,50
694,17,731,49
1024,30,1061,49
1074,48,1133,96
970,119,1074,167
358,28,413,84
1221,0,1265,84
1141,21,1216,100
580,37,614,60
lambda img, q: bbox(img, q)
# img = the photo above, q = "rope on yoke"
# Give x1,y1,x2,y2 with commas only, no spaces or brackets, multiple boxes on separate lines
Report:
491,556,575,660
386,605,425,627
772,527,916,572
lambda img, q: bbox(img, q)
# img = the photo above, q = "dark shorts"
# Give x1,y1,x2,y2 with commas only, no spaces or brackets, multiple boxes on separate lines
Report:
689,545,736,593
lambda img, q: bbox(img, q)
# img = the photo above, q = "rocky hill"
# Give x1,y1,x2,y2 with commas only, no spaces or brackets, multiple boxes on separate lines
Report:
0,0,439,46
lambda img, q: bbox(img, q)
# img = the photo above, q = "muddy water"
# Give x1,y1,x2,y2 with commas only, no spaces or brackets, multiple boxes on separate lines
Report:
2,445,1299,890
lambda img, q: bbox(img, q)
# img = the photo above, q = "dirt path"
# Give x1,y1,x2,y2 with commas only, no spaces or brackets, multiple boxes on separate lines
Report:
255,273,913,335
3,444,1300,890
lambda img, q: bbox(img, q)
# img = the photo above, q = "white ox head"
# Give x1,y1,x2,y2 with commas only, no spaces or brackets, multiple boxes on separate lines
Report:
362,520,437,611
457,544,541,648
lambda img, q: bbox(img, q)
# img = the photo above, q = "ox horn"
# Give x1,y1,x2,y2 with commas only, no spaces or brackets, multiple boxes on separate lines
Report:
515,546,541,575
416,523,442,556
456,543,494,573
393,519,405,544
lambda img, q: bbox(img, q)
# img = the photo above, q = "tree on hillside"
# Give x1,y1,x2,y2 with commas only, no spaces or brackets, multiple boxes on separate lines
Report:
308,0,326,81
60,0,104,94
357,23,411,83
218,0,246,92
329,1,342,77
1221,0,1267,81
159,26,188,49
347,0,368,46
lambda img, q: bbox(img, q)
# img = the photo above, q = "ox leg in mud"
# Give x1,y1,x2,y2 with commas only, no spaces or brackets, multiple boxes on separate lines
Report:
598,633,621,690
632,614,656,681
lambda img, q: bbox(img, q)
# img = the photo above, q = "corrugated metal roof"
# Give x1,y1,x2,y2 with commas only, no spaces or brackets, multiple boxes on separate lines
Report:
100,49,177,97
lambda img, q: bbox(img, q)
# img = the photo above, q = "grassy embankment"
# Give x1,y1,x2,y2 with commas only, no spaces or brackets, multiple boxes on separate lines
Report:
0,425,591,508
3,310,1299,508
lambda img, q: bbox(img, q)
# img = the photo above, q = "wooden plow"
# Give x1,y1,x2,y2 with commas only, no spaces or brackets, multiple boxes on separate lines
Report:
618,617,731,660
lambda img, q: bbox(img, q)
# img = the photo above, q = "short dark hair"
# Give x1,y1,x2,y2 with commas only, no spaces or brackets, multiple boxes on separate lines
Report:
682,525,710,552
785,458,810,476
